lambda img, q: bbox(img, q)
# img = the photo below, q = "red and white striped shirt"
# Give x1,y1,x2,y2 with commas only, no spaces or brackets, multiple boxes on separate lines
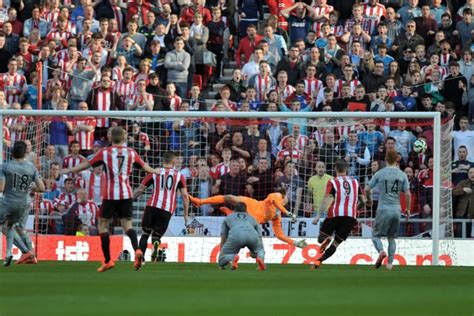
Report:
141,168,186,214
87,171,106,205
114,79,136,105
46,30,73,48
168,95,182,111
212,162,230,180
129,93,154,111
335,79,362,97
39,199,54,214
88,146,146,200
276,84,295,102
43,9,60,24
95,88,113,128
279,134,309,152
362,3,386,21
2,73,27,105
54,192,77,209
8,115,27,144
75,201,99,226
277,149,301,162
313,4,333,17
74,118,97,150
112,66,123,81
255,75,273,101
63,154,86,173
50,20,77,35
304,78,324,97
326,176,359,218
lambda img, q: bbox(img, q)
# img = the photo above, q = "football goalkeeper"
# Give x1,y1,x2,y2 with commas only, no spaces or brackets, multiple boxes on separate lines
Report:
189,189,308,248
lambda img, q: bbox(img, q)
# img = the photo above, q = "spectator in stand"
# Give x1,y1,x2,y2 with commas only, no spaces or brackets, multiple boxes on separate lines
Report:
389,119,417,163
237,0,264,38
212,159,247,196
235,24,263,68
275,161,304,214
282,2,316,45
181,0,211,25
248,60,276,102
452,145,474,186
451,117,474,162
455,8,474,50
207,7,226,82
398,0,422,31
23,6,48,38
414,5,438,46
72,102,97,157
164,37,191,98
247,158,274,201
87,75,121,142
453,167,474,238
68,188,99,236
48,99,72,158
306,161,333,220
40,144,62,178
275,45,304,86
393,20,425,56
67,56,97,110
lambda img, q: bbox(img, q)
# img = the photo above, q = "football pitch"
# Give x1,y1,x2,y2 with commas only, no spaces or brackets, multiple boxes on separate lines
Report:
0,262,473,316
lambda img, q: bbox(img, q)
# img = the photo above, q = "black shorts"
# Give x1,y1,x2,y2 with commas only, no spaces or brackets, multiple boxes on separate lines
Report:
141,206,172,236
319,216,357,241
100,199,133,219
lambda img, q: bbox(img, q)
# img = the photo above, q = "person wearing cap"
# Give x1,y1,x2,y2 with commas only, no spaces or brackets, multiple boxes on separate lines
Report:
393,20,424,57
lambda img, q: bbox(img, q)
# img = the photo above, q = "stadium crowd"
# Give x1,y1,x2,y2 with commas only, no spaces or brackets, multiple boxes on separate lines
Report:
0,0,473,238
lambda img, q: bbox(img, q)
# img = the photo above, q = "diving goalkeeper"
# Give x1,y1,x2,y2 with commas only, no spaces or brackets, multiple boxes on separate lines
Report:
189,189,308,248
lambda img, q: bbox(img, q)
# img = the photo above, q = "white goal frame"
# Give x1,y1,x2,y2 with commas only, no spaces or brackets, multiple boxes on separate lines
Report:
0,110,442,266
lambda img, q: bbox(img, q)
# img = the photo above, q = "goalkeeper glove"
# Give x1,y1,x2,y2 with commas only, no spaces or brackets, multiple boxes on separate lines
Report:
295,239,308,249
287,211,297,223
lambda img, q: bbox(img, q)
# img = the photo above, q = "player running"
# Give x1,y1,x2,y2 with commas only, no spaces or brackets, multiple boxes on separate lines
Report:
0,141,45,266
366,149,411,270
189,190,308,248
219,203,266,270
134,151,189,265
63,127,158,272
312,159,360,269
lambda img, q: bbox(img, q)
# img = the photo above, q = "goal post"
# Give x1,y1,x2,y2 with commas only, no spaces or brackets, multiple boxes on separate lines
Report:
0,110,448,266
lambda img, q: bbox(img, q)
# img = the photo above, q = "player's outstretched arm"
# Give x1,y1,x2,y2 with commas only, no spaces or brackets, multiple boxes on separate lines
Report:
271,218,296,246
33,178,45,193
181,187,190,226
62,161,92,175
133,185,146,199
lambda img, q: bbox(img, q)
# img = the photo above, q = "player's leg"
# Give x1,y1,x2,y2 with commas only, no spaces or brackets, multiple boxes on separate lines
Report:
150,208,172,262
117,199,142,270
372,210,391,269
317,218,336,255
138,206,154,258
247,234,266,271
386,213,401,270
218,234,243,270
3,223,15,266
97,217,115,272
314,217,356,269
14,225,37,264
190,195,239,207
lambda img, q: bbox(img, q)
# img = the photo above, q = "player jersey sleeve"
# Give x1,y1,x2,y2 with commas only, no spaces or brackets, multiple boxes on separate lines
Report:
177,174,186,189
221,219,229,237
271,218,294,245
368,172,379,190
88,149,104,167
140,173,154,188
325,180,335,197
132,149,146,169
401,173,410,193
272,195,290,215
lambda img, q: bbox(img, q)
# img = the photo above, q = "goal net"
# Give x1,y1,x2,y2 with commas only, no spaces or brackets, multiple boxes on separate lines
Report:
0,110,457,265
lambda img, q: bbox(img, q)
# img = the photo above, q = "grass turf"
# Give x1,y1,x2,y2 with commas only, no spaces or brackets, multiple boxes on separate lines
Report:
0,262,473,316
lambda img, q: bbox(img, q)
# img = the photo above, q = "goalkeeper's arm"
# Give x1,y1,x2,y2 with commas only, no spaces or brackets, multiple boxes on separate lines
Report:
271,218,306,248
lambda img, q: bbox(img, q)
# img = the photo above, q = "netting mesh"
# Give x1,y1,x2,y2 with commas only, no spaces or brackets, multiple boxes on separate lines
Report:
0,113,454,244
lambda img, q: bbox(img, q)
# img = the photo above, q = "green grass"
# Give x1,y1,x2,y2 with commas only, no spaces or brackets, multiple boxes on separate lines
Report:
0,262,473,316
